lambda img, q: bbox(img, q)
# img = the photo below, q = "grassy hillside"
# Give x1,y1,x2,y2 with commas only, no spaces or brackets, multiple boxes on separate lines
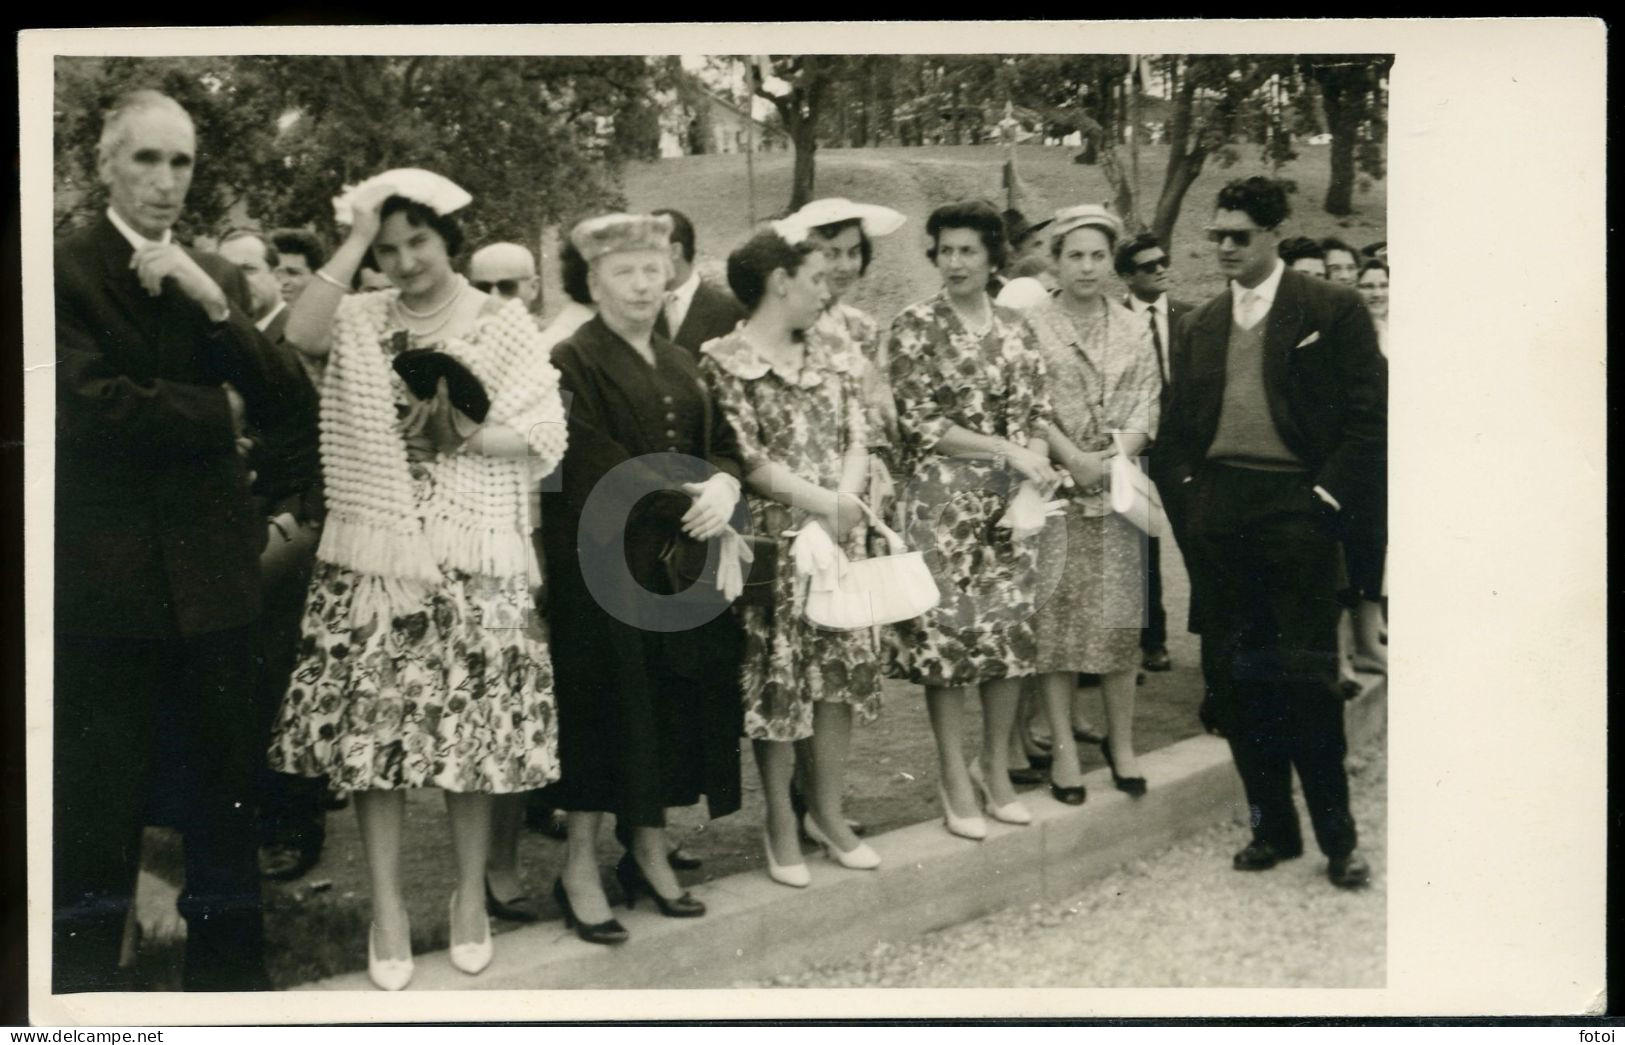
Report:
535,143,1386,324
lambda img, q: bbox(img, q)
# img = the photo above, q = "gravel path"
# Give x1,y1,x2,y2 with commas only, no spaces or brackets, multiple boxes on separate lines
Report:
763,733,1387,989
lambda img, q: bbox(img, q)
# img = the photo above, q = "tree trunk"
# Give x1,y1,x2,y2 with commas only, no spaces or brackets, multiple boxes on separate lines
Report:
1150,76,1206,247
1321,74,1360,215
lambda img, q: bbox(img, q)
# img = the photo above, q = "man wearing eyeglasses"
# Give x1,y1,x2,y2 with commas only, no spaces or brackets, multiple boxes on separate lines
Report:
1153,177,1386,891
1115,232,1192,675
469,241,542,316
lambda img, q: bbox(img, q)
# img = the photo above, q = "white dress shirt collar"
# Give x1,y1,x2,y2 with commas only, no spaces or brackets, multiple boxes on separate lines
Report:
1230,258,1286,327
255,299,287,332
106,206,173,250
665,269,702,333
1125,292,1167,318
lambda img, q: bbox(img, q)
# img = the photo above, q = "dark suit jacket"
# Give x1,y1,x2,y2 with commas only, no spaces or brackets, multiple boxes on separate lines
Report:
1126,293,1194,408
55,215,319,638
655,277,746,358
1154,268,1387,594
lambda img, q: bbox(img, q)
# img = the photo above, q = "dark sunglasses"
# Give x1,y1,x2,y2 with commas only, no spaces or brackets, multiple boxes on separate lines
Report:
1204,227,1263,247
1135,256,1171,274
471,278,527,296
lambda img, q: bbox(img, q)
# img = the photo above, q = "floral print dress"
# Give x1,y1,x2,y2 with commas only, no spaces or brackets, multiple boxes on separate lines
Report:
883,291,1057,688
700,328,884,743
268,309,560,794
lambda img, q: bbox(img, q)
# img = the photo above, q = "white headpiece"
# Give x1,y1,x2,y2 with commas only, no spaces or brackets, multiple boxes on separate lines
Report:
332,168,472,227
789,197,907,238
769,216,811,246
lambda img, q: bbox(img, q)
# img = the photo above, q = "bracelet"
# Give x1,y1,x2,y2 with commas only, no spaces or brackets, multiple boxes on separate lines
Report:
314,268,350,291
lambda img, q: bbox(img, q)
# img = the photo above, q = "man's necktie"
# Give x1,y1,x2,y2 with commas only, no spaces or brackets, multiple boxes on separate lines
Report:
1238,288,1262,330
1147,306,1167,386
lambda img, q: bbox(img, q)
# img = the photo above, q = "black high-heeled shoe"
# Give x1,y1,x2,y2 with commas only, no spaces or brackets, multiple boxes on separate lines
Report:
614,854,706,918
1049,780,1087,805
551,878,630,945
1100,737,1148,797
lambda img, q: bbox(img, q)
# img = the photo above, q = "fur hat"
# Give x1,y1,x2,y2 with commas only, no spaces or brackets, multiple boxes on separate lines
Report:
568,212,674,263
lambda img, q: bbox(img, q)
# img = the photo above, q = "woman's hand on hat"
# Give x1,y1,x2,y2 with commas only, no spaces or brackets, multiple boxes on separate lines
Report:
345,180,397,245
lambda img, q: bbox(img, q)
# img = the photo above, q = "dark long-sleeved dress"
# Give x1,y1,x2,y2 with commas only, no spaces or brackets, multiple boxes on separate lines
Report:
539,316,746,827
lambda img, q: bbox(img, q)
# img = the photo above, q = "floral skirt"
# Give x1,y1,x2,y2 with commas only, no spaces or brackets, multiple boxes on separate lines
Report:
267,561,559,793
883,457,1043,688
739,501,884,743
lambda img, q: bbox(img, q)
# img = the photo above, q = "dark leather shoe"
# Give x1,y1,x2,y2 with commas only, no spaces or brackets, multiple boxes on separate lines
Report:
259,842,321,882
1008,767,1047,787
1049,782,1087,805
1328,852,1372,889
485,877,542,923
1232,839,1304,871
1141,647,1172,671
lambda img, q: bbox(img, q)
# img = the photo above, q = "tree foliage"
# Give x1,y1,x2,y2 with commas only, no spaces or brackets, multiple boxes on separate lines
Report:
54,55,663,249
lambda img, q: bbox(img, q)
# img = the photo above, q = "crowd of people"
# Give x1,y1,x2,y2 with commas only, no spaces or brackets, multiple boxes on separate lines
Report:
53,88,1388,994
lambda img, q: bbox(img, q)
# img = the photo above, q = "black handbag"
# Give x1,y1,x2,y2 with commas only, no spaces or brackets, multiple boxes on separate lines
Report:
391,347,491,423
660,530,776,607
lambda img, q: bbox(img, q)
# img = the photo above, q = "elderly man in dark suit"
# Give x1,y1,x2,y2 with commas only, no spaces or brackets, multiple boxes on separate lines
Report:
1116,231,1194,674
53,89,317,991
650,208,746,357
1153,177,1385,890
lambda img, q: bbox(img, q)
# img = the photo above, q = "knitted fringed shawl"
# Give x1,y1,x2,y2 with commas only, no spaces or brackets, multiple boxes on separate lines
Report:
316,290,568,626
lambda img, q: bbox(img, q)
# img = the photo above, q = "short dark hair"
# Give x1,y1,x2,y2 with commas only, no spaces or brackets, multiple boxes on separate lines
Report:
809,217,874,275
220,227,277,268
1214,176,1290,230
369,196,465,262
1277,235,1326,265
1114,232,1165,276
652,208,695,263
1319,236,1358,262
270,227,327,271
1358,258,1390,279
558,236,592,306
925,200,1008,271
1362,240,1387,259
726,227,819,312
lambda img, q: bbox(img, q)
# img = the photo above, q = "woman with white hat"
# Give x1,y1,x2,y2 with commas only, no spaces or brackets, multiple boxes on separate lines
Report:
268,169,568,989
791,197,907,459
1023,204,1162,799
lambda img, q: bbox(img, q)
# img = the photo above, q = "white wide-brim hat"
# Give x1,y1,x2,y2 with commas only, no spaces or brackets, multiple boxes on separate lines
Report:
332,168,473,227
790,197,907,238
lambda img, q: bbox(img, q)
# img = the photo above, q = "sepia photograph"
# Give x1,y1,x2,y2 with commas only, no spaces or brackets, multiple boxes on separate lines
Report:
14,20,1606,1027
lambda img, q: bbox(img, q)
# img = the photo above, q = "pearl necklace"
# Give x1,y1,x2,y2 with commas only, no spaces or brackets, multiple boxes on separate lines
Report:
393,277,466,341
396,275,465,319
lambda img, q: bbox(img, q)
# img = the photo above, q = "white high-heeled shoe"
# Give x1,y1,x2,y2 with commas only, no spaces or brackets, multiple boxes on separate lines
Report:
937,785,988,841
968,759,1033,825
802,812,881,870
447,891,493,975
762,830,811,888
367,918,415,991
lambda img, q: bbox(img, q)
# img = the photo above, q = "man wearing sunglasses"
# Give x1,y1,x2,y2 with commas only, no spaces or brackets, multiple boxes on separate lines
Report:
1115,232,1192,675
1153,176,1386,892
468,240,542,316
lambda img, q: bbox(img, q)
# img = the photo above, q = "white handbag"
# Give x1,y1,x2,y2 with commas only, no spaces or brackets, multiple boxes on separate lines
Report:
799,498,940,631
1109,431,1170,537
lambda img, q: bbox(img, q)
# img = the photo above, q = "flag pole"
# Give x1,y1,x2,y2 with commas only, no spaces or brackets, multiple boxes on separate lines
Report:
1129,56,1142,228
743,57,758,226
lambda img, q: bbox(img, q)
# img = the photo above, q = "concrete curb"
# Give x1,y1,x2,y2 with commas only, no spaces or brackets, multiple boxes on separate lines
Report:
303,675,1386,991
